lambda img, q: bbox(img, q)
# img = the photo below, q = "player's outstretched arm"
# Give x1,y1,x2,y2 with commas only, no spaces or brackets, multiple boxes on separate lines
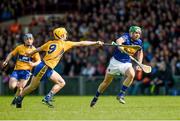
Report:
2,52,13,67
29,53,41,67
2,46,19,67
73,41,104,47
26,47,42,56
29,59,41,67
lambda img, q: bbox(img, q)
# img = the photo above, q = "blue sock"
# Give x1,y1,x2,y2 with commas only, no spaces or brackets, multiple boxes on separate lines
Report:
45,91,54,101
118,85,128,97
95,91,100,98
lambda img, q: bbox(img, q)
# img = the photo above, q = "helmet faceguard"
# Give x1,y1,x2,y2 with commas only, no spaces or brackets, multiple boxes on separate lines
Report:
23,33,34,46
23,33,34,40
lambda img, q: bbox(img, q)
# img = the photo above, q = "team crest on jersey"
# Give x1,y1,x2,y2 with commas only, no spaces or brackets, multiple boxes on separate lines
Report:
18,55,32,62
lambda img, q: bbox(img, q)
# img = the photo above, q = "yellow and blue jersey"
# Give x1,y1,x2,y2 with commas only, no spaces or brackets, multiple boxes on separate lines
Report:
33,39,76,82
10,44,41,80
40,39,76,69
11,44,41,71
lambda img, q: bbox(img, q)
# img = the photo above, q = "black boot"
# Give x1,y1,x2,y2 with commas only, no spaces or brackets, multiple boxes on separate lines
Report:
16,96,23,108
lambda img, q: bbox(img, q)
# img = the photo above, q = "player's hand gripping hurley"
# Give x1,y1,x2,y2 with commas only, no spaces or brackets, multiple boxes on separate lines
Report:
109,42,152,73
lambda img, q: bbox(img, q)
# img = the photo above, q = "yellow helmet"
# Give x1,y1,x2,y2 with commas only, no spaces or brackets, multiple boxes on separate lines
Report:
53,27,67,39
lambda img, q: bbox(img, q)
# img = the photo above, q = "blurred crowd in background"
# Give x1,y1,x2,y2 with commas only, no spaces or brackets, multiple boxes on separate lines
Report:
0,0,180,95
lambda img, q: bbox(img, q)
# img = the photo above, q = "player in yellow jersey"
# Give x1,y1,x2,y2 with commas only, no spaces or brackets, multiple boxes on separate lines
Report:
15,27,104,108
2,33,41,105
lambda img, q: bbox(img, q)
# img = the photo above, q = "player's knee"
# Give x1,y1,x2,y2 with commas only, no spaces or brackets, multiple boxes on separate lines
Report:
29,84,38,91
61,81,66,87
59,78,66,87
9,85,14,90
60,80,66,87
9,84,16,90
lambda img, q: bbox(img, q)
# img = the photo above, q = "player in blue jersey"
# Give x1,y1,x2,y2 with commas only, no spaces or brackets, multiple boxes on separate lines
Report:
90,26,144,107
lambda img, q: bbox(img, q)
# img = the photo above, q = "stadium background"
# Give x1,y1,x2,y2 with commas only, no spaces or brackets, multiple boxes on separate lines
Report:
0,0,180,96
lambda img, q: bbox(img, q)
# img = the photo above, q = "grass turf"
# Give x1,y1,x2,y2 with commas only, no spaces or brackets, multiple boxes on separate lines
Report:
0,96,180,120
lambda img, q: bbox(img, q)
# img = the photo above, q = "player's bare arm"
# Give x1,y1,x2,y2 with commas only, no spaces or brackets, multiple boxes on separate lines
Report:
73,41,104,47
29,59,41,67
116,37,125,45
116,37,125,51
25,47,41,67
2,52,14,67
26,47,42,56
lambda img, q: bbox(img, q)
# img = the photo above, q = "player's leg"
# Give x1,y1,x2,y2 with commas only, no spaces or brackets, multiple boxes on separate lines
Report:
15,76,40,108
90,73,114,107
42,70,65,107
10,70,30,104
9,70,21,105
117,66,135,104
18,62,48,98
90,57,119,107
20,76,40,96
12,79,28,106
17,70,31,96
16,62,47,108
11,79,29,106
9,77,19,105
18,79,29,95
9,77,18,90
97,73,114,94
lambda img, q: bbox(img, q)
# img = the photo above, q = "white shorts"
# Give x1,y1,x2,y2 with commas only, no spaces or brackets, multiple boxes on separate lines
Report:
106,57,132,75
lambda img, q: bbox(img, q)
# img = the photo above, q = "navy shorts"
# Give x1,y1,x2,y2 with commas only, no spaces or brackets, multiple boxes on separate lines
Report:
10,70,31,80
33,61,53,82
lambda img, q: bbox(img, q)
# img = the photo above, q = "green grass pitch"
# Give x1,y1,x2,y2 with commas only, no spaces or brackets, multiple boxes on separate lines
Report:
0,96,180,120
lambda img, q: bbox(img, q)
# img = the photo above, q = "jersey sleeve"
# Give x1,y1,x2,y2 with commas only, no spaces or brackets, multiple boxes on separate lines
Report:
134,39,143,51
32,52,41,62
136,39,143,47
11,46,19,56
40,41,50,51
121,33,129,40
63,41,76,51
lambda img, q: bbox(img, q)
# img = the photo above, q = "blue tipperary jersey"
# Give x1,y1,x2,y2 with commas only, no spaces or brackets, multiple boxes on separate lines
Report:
113,33,143,63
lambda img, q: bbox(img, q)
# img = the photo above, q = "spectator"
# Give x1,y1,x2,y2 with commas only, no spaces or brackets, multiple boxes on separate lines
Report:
9,19,21,34
81,62,96,77
150,61,174,95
